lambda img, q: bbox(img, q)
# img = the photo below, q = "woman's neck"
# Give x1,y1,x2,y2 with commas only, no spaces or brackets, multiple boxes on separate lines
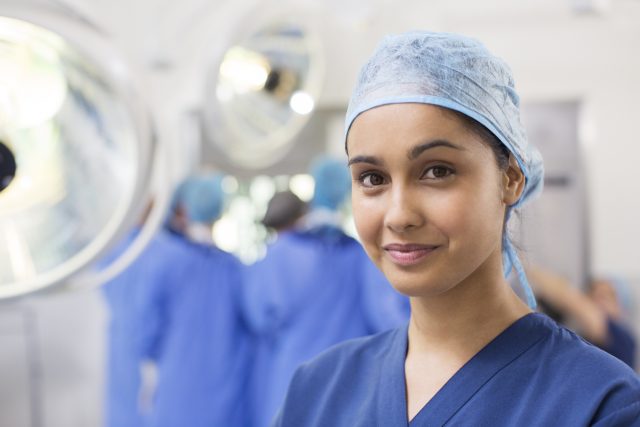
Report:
407,266,532,357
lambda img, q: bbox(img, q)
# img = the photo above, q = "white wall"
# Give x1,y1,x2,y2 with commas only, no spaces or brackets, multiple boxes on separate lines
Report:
0,288,107,427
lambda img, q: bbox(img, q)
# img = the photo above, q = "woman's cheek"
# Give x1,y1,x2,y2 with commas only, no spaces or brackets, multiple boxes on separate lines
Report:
355,197,385,246
423,191,465,233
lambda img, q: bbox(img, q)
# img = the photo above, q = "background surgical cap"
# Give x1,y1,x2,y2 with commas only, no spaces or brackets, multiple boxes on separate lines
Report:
311,156,351,211
176,174,225,224
345,31,544,308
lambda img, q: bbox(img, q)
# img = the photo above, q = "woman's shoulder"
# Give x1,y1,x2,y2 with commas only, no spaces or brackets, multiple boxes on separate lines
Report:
529,314,640,409
534,313,636,373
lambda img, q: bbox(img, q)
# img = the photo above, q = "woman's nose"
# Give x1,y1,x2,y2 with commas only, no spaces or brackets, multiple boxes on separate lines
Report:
384,187,425,233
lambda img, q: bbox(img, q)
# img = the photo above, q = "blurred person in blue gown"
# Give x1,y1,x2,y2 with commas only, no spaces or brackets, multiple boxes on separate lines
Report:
142,173,252,427
102,173,252,427
102,200,189,427
244,157,410,427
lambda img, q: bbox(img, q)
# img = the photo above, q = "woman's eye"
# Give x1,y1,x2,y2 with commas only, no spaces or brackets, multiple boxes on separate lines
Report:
423,166,452,179
360,172,385,187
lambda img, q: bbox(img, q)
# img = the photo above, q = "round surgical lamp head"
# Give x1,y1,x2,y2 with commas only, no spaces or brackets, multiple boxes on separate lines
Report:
0,138,17,192
202,19,324,170
0,1,156,299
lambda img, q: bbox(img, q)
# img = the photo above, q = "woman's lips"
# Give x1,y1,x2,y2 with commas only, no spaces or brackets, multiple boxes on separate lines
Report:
383,243,439,266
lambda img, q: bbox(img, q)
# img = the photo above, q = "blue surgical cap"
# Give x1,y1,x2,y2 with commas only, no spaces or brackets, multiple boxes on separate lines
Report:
177,174,225,224
311,156,351,211
345,31,545,308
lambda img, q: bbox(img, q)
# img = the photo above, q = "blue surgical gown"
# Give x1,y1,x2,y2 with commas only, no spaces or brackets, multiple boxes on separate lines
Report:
102,229,188,427
243,226,410,427
142,240,253,427
273,313,640,426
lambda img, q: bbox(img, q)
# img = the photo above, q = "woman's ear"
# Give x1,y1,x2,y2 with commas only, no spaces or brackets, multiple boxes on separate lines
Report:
502,156,525,206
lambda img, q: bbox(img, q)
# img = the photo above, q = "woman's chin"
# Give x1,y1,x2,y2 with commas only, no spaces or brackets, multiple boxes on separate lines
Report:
386,275,453,299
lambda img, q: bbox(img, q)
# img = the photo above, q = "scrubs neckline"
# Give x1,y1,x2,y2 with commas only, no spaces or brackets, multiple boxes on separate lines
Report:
394,312,550,426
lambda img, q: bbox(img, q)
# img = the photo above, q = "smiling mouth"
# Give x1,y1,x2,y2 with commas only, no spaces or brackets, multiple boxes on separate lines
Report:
382,244,439,266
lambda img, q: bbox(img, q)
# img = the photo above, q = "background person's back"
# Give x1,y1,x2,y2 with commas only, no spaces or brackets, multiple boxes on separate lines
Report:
144,238,252,427
141,173,253,427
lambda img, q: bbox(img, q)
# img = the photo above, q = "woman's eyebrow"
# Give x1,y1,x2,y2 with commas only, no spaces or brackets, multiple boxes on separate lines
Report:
348,140,463,166
408,139,465,160
347,155,382,166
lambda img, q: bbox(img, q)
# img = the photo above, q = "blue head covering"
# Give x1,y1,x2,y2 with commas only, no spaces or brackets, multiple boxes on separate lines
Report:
177,174,225,224
345,31,544,308
310,156,351,211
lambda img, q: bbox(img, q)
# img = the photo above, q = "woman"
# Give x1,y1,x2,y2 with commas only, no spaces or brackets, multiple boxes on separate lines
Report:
272,31,640,426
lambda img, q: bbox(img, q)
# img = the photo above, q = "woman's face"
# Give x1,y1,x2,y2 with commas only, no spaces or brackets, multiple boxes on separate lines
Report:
347,103,513,298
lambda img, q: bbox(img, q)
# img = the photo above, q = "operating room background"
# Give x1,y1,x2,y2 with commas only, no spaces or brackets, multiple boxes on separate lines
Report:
1,0,640,426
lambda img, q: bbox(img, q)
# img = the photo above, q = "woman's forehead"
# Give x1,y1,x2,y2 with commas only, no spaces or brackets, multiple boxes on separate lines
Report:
346,103,486,155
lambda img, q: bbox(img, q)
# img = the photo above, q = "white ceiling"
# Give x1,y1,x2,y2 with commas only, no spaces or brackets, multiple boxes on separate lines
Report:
51,0,639,103
62,0,637,56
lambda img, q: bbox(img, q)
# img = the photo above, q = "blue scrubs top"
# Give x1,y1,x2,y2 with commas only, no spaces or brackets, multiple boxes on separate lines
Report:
142,241,253,427
273,313,640,426
244,226,410,427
